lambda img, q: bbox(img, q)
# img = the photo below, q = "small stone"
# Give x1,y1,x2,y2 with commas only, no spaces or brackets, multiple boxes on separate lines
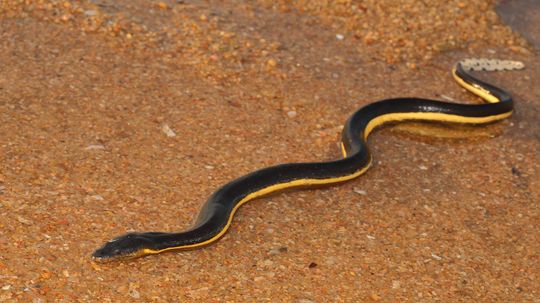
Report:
336,34,344,40
431,253,442,260
60,14,72,22
84,10,98,16
370,293,381,301
287,110,297,118
440,94,454,101
269,246,288,255
419,165,428,170
407,62,417,69
85,144,105,150
353,188,367,195
161,124,176,137
267,58,277,67
90,195,104,201
157,2,168,9
268,248,280,255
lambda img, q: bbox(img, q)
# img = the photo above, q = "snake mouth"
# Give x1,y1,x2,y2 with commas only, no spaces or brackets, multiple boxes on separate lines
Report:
91,243,125,262
91,244,119,261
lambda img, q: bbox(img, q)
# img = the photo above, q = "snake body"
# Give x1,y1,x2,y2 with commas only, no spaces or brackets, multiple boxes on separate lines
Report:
92,59,523,261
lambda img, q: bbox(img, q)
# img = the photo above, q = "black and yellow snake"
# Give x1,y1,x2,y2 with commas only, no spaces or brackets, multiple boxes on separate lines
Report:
92,58,524,261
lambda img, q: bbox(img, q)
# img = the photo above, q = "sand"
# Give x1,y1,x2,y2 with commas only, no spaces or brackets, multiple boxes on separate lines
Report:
0,0,538,302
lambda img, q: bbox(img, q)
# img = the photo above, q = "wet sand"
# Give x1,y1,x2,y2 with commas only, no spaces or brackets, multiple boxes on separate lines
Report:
0,0,539,302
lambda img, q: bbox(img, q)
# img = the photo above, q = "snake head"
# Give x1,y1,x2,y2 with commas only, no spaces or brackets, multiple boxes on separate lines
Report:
92,232,155,262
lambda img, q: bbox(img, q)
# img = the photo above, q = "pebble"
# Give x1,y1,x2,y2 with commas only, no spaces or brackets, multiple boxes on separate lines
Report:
336,34,344,40
287,110,297,118
370,293,381,301
85,144,105,150
353,188,367,195
268,246,288,255
161,124,177,137
84,10,98,16
157,2,168,10
440,94,455,101
431,253,443,261
267,58,277,67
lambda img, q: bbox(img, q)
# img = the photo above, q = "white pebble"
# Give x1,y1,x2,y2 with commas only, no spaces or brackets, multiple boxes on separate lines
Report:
353,188,367,195
440,94,455,101
85,144,105,150
287,110,297,118
431,253,442,260
84,10,98,16
161,124,176,137
336,34,344,40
